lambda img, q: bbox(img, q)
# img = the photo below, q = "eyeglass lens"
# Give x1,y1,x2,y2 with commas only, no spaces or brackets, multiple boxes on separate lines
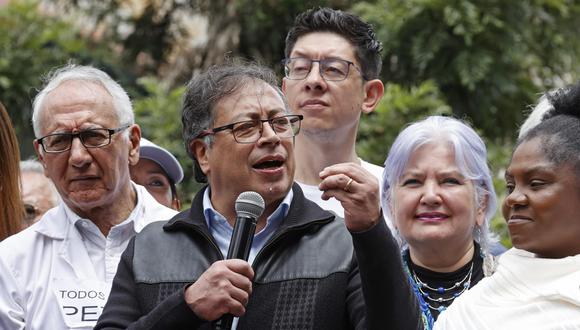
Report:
232,116,301,143
42,129,110,152
285,58,350,81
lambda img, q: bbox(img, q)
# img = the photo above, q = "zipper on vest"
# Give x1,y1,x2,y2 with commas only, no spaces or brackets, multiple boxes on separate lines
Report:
186,224,225,260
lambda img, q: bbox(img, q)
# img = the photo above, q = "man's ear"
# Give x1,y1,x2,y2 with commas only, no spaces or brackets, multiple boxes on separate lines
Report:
281,77,288,94
190,139,211,177
128,124,141,166
33,139,49,176
361,79,384,114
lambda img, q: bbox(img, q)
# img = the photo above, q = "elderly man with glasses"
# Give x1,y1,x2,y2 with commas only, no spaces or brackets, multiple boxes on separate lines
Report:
95,61,420,330
281,7,389,228
0,64,177,330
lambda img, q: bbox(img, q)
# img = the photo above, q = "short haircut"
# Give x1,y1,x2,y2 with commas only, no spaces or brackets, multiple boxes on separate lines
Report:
20,159,60,205
382,116,498,254
517,82,580,175
32,64,134,138
181,59,289,183
285,7,383,80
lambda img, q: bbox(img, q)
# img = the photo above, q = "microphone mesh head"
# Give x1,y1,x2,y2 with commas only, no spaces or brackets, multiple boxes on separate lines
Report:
235,191,265,219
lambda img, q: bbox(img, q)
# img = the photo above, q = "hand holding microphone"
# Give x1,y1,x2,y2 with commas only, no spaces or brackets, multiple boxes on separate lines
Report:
185,192,264,329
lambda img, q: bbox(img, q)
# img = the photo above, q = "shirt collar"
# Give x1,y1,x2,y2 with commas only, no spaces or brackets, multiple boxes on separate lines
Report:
203,188,293,233
62,182,143,235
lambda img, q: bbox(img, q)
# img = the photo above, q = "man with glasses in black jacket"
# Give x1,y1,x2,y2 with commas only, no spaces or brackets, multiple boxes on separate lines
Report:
96,60,420,330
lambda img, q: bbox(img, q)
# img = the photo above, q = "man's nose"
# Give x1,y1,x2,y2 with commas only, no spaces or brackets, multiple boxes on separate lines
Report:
257,121,281,145
304,62,327,91
68,136,92,168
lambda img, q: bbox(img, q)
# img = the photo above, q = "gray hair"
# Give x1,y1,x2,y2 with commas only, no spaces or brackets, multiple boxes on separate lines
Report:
32,64,134,137
381,116,498,255
20,159,60,205
181,60,289,183
20,159,45,174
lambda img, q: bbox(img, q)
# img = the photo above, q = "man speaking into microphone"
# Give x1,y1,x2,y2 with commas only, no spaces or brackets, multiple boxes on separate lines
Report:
96,60,421,330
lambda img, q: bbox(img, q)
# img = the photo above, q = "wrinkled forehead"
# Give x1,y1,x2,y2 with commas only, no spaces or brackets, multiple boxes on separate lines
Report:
38,80,118,131
213,81,287,122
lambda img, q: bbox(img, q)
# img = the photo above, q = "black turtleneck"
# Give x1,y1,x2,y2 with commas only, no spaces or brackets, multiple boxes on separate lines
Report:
404,242,485,319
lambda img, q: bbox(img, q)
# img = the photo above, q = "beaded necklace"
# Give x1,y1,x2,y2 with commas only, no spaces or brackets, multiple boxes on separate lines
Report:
402,250,478,330
411,261,473,312
402,257,435,330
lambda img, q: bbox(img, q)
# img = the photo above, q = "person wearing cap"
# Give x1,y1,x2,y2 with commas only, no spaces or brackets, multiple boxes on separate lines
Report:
130,138,184,210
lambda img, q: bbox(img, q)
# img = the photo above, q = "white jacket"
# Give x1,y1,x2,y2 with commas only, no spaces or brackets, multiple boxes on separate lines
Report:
435,248,580,330
0,183,178,330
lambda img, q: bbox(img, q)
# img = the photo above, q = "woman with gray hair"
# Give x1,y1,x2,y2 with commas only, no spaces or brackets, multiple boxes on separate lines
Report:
381,115,499,329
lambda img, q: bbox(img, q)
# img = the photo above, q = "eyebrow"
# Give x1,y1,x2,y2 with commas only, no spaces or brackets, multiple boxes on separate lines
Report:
401,169,465,177
504,164,555,178
230,109,287,122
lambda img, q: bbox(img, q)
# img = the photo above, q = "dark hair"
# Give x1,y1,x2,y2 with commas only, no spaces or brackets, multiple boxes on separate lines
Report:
181,59,288,183
517,81,580,174
285,7,382,80
0,102,25,239
168,179,179,204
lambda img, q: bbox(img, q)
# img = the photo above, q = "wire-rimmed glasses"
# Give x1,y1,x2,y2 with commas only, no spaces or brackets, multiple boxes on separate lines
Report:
282,57,367,81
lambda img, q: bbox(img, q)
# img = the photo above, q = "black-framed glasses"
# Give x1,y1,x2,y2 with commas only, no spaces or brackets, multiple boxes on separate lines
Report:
198,115,303,144
37,125,130,153
282,57,367,81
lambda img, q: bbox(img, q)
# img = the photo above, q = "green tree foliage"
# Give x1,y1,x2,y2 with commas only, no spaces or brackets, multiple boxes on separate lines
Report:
354,0,580,139
0,0,135,156
357,80,451,165
236,0,355,68
0,0,86,155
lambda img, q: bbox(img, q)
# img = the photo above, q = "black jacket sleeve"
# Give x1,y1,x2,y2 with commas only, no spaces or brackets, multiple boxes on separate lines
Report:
351,218,423,330
95,238,205,330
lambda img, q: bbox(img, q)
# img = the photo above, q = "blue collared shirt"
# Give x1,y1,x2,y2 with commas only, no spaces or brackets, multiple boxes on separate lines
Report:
203,188,293,265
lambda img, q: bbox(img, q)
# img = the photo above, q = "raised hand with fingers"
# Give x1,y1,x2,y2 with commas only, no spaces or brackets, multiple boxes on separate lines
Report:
184,259,254,321
318,162,381,232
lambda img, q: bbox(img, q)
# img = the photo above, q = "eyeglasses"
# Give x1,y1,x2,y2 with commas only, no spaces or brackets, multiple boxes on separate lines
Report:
37,125,130,153
23,203,40,222
282,57,367,81
198,115,303,144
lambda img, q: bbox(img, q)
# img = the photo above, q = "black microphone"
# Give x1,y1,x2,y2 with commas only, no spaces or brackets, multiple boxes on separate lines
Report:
212,191,265,330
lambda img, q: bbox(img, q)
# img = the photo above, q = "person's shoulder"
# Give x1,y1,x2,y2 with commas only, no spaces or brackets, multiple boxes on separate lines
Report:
134,183,179,229
137,208,189,238
0,219,52,263
145,202,178,221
